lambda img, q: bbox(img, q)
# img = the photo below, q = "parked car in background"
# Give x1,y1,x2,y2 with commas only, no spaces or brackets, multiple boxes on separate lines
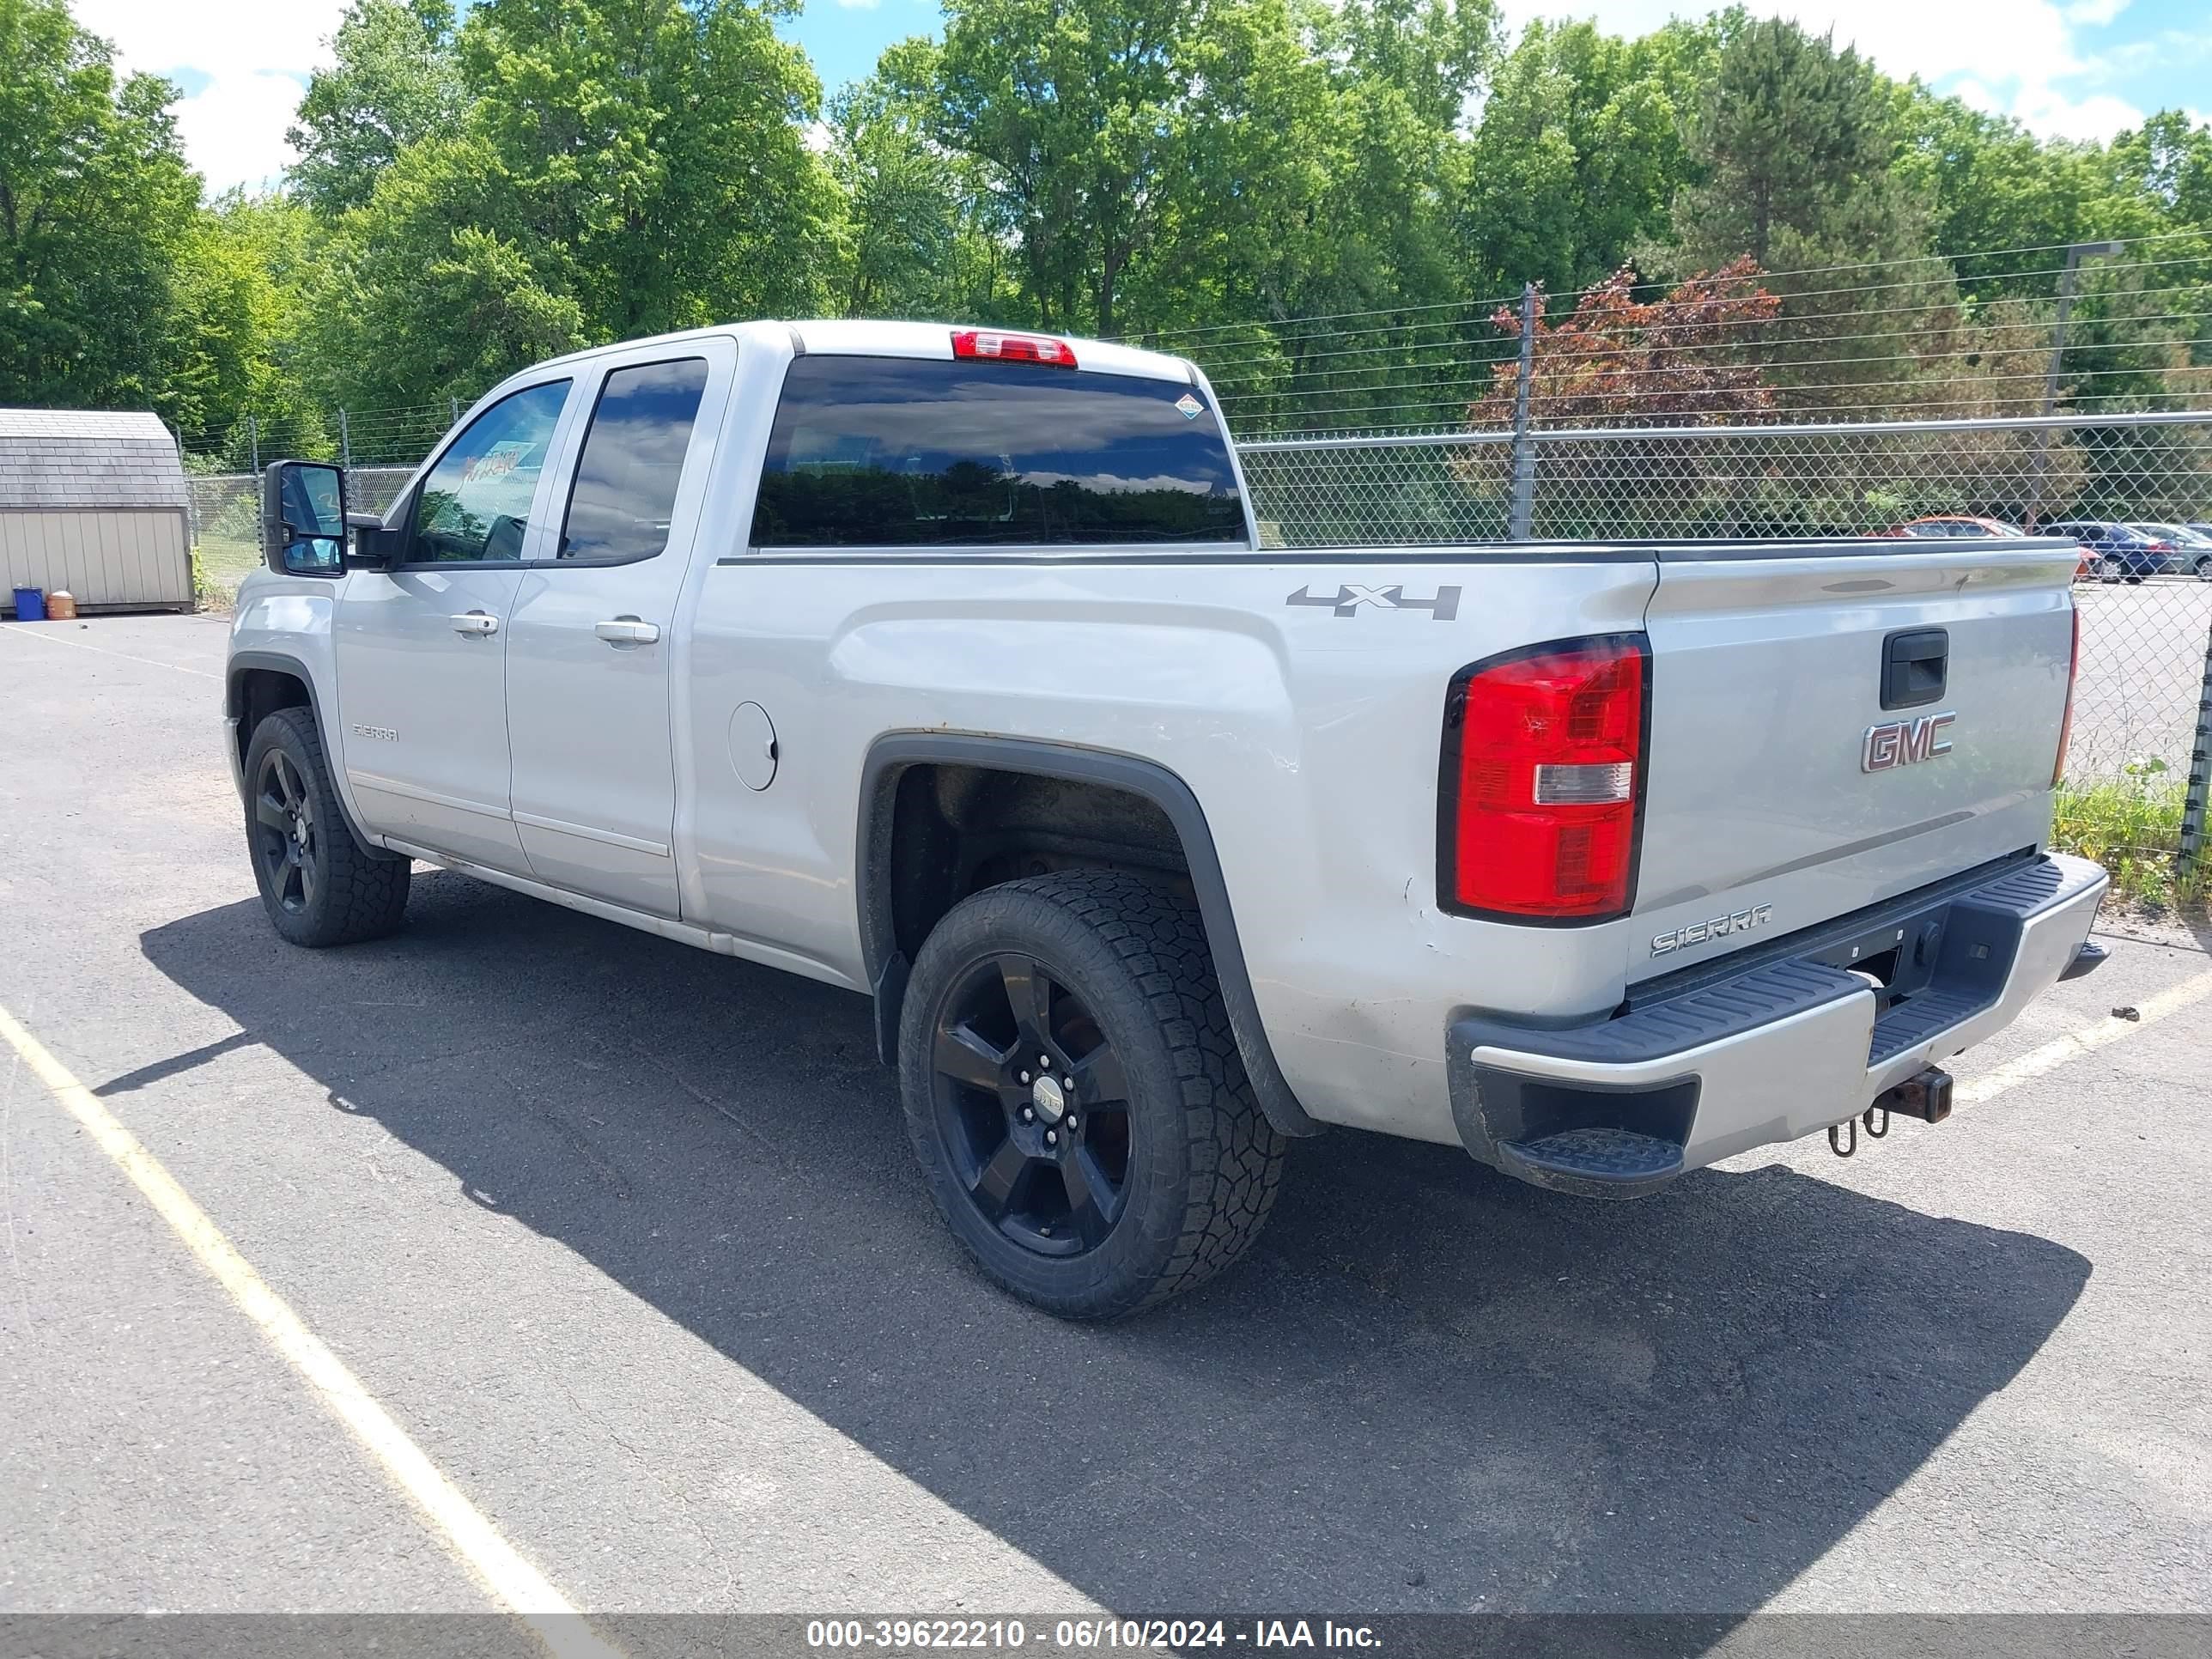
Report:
1887,514,2027,538
2130,523,2212,580
1884,517,2095,580
2042,520,2168,582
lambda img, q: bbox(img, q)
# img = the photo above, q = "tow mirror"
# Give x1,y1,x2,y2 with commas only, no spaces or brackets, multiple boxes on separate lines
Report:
260,461,349,578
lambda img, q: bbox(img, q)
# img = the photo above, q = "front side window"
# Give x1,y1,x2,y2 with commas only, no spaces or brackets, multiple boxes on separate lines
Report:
558,358,711,562
409,380,572,562
750,356,1247,548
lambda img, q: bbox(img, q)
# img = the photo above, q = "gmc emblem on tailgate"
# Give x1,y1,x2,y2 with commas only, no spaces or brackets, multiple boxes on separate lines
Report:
1863,711,1955,773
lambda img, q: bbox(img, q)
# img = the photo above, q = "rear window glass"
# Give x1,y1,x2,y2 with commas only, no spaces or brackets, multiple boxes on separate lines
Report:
750,356,1246,547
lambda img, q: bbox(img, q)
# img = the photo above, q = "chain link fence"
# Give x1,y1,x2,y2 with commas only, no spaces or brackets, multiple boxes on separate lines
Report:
187,465,418,608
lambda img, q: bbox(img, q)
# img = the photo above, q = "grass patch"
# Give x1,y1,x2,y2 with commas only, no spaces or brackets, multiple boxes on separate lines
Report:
191,534,261,612
2053,774,2205,915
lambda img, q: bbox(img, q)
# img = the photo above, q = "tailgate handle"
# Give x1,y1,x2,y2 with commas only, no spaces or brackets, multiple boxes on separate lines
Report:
1881,629,1948,709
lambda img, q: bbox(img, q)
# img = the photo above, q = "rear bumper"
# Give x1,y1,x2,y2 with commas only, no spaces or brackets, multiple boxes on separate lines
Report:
1446,853,2108,1197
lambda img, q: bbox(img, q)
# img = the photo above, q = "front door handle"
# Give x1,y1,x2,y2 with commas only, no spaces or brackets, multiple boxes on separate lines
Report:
595,617,661,646
451,611,499,637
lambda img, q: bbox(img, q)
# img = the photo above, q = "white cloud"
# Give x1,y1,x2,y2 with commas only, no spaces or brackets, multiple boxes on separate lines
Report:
2008,85,2147,143
73,0,348,195
1510,1,2149,142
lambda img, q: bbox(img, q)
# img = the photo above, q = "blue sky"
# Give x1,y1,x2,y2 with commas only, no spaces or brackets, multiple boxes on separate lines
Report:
70,0,2212,198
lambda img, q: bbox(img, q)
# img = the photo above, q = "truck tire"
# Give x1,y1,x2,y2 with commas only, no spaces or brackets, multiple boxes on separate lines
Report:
898,870,1287,1319
243,706,410,947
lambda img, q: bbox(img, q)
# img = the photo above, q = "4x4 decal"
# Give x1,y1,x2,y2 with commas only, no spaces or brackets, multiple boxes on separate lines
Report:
1285,583,1462,620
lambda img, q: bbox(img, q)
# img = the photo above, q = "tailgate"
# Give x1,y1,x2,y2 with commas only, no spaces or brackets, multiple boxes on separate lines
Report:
1633,540,2077,972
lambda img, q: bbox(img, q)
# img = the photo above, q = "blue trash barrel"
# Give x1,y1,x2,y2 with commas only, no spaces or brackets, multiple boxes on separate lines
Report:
10,586,46,622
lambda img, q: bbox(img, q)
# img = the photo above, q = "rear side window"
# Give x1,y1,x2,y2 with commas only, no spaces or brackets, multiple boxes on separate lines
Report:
559,358,711,562
750,356,1246,547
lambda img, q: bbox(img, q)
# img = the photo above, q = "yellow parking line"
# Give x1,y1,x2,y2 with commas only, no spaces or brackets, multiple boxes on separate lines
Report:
0,1003,625,1658
1955,967,2212,1106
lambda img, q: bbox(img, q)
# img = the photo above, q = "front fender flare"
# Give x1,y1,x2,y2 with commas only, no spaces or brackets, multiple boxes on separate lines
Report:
228,648,391,862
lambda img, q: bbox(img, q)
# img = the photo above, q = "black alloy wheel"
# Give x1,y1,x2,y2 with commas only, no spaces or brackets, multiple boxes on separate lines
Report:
253,747,321,915
896,870,1286,1319
241,705,410,946
929,952,1133,1257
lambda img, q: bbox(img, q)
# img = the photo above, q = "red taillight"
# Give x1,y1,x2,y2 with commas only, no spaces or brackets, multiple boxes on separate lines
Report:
2053,605,2081,787
1441,635,1649,921
951,329,1077,368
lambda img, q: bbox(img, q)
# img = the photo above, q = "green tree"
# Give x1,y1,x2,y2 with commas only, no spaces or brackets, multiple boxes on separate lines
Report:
1324,0,1490,135
1106,0,1488,428
1666,15,1927,271
1894,94,2157,300
1657,17,1942,415
294,0,838,408
2109,110,2212,231
288,0,465,217
456,0,839,337
161,191,327,454
826,46,1009,320
0,0,198,411
1460,16,1716,297
930,0,1206,334
294,135,588,410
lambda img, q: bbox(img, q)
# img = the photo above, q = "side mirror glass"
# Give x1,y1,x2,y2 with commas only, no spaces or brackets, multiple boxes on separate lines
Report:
260,461,349,578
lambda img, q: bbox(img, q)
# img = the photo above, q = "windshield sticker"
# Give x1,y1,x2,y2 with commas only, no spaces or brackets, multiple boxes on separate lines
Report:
464,441,533,484
1174,393,1204,421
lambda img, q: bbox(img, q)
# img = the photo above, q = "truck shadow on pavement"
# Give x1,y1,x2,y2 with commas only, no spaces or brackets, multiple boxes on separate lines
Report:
143,872,2092,1616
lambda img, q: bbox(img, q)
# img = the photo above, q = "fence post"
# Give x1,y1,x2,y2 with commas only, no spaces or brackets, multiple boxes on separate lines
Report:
450,397,461,428
1509,283,1538,540
246,415,260,477
2181,623,2212,879
338,408,351,469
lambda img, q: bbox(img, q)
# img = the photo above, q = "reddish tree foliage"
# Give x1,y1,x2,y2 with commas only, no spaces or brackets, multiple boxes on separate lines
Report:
1471,258,1782,428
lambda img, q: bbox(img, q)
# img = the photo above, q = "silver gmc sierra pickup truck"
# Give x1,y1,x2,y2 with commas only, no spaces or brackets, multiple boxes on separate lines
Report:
226,319,2108,1318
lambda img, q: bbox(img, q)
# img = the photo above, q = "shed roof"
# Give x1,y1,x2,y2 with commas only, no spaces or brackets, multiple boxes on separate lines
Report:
0,408,190,512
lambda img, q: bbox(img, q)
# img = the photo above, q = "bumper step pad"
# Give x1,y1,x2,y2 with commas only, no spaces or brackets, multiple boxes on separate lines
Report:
1498,1127,1684,1190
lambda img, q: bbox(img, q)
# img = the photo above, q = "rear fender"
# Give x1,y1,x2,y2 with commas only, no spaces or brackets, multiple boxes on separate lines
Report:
856,733,1322,1138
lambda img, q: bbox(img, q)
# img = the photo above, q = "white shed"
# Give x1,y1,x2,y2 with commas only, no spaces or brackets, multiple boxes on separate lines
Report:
1,409,195,616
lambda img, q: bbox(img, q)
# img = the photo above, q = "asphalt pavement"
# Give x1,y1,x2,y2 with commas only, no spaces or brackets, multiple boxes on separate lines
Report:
1,614,2208,1633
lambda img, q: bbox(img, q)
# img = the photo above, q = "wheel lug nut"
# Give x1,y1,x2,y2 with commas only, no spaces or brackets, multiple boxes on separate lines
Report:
1037,1054,1051,1069
1044,1130,1057,1146
1061,1076,1073,1091
1066,1115,1079,1131
1020,1108,1034,1122
1018,1071,1030,1084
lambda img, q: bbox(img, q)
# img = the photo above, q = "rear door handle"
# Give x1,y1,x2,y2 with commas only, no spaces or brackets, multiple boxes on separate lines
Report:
451,611,499,637
595,617,661,646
